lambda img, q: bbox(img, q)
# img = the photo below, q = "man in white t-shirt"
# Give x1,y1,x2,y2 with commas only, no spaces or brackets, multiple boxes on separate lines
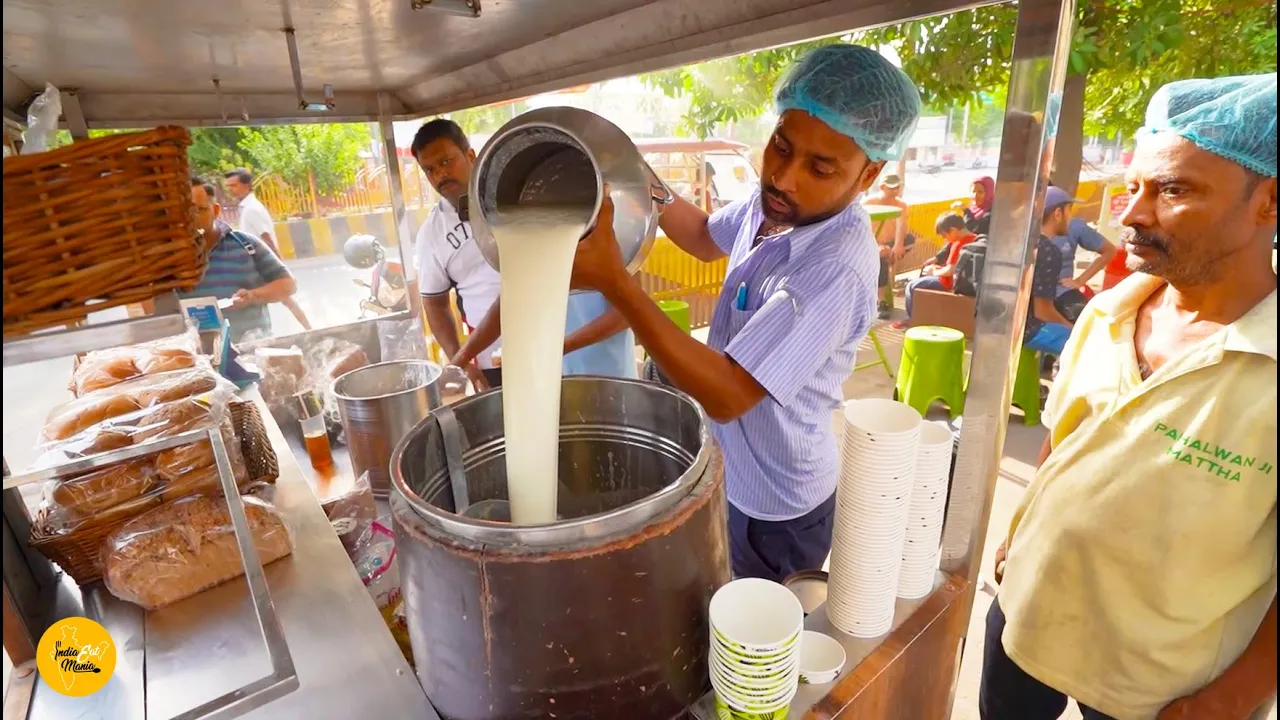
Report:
223,168,312,331
410,120,504,389
411,119,637,388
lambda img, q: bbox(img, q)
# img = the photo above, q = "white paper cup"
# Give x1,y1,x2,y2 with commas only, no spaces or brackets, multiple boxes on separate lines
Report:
710,579,804,653
711,671,797,707
798,631,846,677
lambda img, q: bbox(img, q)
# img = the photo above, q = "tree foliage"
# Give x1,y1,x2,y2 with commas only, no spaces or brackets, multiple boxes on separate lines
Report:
447,102,529,135
641,0,1276,148
187,128,252,176
237,123,373,194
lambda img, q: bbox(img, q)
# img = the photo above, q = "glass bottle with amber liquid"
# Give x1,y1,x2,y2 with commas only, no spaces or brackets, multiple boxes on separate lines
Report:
294,390,333,470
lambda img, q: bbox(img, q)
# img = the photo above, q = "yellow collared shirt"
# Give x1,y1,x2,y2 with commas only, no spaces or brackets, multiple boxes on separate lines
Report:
1000,273,1277,720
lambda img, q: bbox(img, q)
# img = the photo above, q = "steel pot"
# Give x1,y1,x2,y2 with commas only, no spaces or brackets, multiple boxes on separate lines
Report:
468,106,673,276
332,360,442,497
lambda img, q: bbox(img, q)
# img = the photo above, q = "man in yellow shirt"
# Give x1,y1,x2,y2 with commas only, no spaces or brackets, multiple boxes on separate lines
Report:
982,74,1277,720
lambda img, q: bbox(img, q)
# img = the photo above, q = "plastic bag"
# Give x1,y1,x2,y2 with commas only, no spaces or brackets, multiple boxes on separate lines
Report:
354,517,400,608
21,83,61,155
322,472,377,555
102,494,294,610
351,516,411,664
244,346,307,415
302,338,369,433
306,338,369,384
36,370,236,470
70,329,206,397
40,414,251,534
42,366,234,443
378,316,427,363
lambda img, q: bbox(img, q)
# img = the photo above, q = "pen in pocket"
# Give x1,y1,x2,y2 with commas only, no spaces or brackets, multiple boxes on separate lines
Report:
734,283,748,311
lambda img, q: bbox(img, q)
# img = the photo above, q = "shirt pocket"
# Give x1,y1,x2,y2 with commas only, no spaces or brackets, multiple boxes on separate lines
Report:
722,306,755,339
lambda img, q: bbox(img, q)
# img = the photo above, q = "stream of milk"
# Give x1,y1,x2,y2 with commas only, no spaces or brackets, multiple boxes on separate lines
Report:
490,207,589,525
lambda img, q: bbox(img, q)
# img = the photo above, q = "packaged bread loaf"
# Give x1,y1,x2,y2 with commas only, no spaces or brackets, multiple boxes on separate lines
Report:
43,393,142,442
322,472,377,555
69,330,202,397
35,382,234,471
48,460,159,518
102,494,293,610
155,416,248,485
73,355,142,397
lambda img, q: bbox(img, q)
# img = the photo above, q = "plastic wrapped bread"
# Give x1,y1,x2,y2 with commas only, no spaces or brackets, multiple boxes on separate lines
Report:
37,368,235,469
69,330,202,397
102,494,293,610
48,460,160,518
40,407,249,535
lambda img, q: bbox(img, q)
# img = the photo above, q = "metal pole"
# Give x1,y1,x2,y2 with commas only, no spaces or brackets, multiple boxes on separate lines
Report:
378,92,419,318
938,0,1074,701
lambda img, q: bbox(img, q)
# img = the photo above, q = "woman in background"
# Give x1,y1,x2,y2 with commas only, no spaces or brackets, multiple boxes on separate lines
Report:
959,176,995,236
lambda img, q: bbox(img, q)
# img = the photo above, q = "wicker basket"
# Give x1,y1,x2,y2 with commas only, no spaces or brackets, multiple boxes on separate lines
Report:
29,401,280,585
2,126,205,338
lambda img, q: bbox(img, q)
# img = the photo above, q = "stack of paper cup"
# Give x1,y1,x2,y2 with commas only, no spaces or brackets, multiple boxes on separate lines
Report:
709,578,803,719
897,421,953,599
827,399,923,638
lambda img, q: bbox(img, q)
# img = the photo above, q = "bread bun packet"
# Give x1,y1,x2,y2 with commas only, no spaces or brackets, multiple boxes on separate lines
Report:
69,329,203,397
102,493,293,610
36,368,236,471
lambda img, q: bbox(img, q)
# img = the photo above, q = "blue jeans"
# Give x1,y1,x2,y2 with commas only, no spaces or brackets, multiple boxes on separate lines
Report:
1024,323,1071,355
905,275,947,317
727,494,836,583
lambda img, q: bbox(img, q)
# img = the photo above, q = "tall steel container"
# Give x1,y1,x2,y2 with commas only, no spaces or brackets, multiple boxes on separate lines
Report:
391,377,729,720
333,360,442,497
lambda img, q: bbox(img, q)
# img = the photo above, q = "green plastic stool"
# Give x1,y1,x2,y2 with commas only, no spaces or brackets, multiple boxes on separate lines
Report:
894,325,967,419
1011,346,1043,426
658,300,691,335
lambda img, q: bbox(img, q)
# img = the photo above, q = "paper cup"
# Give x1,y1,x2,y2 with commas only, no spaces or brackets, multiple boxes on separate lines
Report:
715,695,792,719
798,631,846,678
710,579,804,653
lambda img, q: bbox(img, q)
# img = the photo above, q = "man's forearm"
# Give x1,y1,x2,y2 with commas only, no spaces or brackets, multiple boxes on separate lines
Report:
260,232,279,256
564,307,628,355
254,278,296,303
1075,243,1117,285
657,195,725,263
600,273,763,421
1187,600,1277,717
422,299,463,360
1035,298,1073,328
454,300,501,366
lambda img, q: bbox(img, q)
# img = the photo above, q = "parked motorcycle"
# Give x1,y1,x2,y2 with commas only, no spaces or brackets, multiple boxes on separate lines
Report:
343,234,408,318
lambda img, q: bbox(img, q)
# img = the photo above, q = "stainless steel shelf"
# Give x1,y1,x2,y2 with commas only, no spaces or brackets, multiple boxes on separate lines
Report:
3,292,187,368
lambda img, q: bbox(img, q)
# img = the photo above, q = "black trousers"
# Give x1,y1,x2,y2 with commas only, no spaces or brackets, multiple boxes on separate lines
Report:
980,598,1118,720
727,494,836,583
481,368,502,388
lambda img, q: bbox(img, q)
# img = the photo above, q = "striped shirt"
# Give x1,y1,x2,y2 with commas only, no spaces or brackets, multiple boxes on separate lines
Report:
181,222,292,342
707,189,879,521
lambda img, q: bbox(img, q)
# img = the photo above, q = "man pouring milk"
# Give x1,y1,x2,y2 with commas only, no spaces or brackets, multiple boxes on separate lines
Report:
572,45,922,582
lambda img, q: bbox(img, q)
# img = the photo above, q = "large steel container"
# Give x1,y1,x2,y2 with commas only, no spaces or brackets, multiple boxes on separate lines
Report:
333,360,442,497
391,376,729,720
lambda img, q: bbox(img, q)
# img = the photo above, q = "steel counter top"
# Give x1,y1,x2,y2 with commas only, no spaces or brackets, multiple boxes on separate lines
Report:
24,388,438,720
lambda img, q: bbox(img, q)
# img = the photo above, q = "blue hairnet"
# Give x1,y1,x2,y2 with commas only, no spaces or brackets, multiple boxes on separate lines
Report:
1140,73,1277,177
774,44,922,162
